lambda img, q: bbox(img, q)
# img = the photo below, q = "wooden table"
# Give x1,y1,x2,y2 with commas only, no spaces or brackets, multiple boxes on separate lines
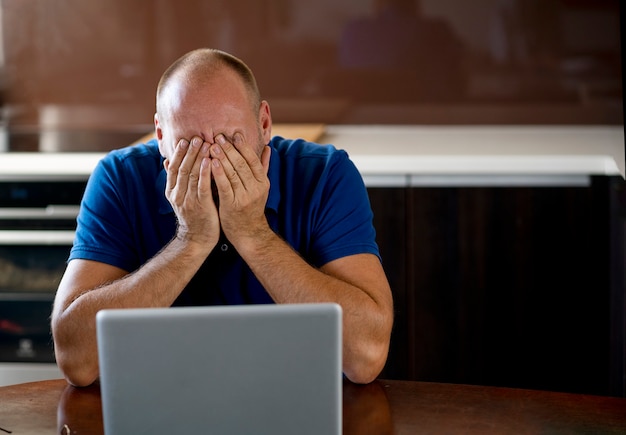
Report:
1,378,625,434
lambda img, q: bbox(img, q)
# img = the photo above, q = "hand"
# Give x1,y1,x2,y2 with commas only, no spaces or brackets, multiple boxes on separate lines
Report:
209,132,272,248
164,136,220,250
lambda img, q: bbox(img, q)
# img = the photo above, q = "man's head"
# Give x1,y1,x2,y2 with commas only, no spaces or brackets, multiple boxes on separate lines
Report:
154,48,272,160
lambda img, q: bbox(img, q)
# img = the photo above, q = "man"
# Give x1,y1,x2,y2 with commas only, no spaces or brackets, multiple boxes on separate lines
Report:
51,48,394,387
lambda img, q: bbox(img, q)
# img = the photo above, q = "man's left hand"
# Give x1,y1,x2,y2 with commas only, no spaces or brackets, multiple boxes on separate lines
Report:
209,132,272,247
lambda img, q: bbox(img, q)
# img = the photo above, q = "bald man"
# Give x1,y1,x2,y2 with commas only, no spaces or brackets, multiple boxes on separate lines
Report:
51,48,393,387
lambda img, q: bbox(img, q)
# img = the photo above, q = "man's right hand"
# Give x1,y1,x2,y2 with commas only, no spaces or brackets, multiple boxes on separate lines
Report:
164,136,220,252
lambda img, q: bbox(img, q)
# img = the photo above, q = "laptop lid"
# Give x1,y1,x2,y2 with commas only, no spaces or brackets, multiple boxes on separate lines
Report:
96,303,342,435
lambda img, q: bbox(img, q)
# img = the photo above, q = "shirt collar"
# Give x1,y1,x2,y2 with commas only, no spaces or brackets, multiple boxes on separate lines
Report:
266,143,281,213
156,159,172,215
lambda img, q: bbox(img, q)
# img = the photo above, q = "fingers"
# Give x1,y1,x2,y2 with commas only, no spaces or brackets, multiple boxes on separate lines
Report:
186,139,211,200
209,136,240,198
163,135,220,247
260,144,271,173
165,138,188,198
164,132,269,208
165,136,211,203
211,133,267,190
198,152,213,198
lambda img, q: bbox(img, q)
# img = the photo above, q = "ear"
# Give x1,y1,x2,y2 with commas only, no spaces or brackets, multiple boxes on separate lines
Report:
154,113,166,157
258,100,272,144
154,113,163,140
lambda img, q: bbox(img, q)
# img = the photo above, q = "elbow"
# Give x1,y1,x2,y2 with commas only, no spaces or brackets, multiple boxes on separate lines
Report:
54,339,100,387
57,357,99,387
344,346,388,384
345,368,382,385
344,304,393,384
68,373,99,388
52,321,99,387
343,337,390,385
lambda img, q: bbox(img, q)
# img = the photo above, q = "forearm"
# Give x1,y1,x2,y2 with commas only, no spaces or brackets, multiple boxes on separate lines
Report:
52,236,212,386
236,230,393,384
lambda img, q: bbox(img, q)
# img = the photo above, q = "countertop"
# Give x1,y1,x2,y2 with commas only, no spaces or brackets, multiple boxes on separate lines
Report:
0,124,623,186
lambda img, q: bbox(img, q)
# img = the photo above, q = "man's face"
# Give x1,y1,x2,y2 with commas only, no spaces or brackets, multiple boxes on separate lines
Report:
155,69,269,161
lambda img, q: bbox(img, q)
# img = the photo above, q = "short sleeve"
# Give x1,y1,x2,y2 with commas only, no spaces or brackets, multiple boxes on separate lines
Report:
308,150,380,266
69,153,138,272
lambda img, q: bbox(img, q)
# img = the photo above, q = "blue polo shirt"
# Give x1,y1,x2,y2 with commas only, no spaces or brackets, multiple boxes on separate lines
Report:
70,137,380,306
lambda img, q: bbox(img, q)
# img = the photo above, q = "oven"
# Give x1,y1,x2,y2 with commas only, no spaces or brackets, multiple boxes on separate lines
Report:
0,178,87,384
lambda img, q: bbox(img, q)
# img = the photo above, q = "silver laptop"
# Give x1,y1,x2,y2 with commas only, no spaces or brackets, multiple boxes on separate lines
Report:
96,303,342,435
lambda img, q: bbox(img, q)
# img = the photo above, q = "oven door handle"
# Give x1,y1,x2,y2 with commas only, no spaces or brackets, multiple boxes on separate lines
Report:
0,230,75,245
0,206,80,220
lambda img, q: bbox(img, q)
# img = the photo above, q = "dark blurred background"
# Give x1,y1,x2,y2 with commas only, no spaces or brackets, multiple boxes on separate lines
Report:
0,0,622,138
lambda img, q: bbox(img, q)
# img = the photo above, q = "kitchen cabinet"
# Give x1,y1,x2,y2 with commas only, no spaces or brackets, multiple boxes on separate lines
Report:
373,176,625,397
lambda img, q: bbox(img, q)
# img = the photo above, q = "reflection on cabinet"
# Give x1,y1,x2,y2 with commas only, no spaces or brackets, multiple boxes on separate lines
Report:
371,176,625,397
